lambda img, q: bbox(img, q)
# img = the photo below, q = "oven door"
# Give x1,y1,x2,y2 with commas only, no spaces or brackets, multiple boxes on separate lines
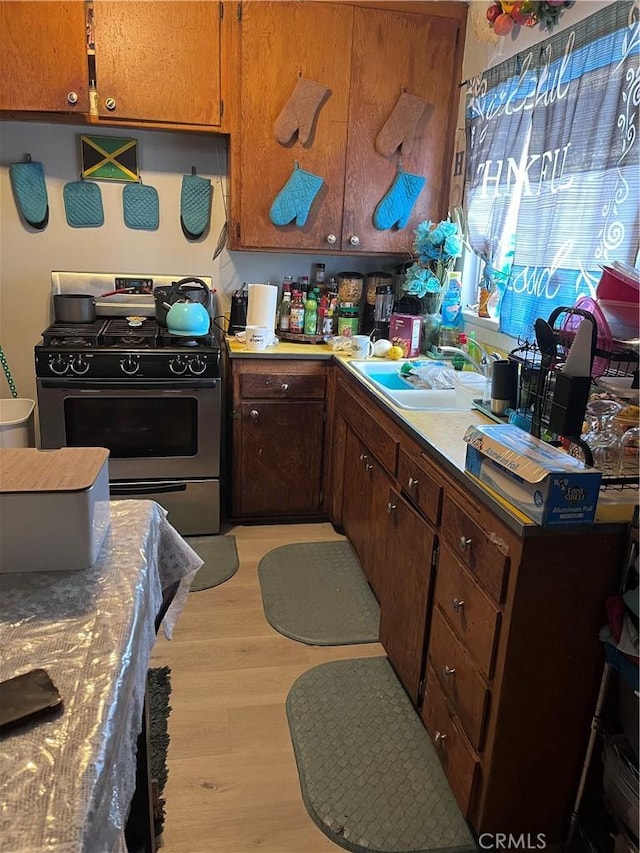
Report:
36,379,220,481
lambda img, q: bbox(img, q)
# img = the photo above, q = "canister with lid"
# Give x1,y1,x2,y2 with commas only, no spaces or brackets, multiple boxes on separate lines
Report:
337,272,364,305
337,304,359,337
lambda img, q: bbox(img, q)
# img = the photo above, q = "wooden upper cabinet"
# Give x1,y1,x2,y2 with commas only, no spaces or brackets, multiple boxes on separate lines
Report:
93,1,223,126
0,2,89,113
234,1,353,251
343,7,462,253
231,1,465,254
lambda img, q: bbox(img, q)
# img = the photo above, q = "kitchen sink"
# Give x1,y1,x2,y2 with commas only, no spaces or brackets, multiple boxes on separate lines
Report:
350,360,473,410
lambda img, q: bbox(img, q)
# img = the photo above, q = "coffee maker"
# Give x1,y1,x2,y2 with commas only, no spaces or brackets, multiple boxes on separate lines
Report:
372,284,394,340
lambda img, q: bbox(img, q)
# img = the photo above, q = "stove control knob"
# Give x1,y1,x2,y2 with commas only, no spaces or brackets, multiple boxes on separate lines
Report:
120,354,140,376
71,355,90,375
169,356,188,375
49,354,70,375
188,356,207,375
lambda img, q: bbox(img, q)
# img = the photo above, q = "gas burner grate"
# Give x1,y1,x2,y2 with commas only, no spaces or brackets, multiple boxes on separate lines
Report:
42,321,106,346
101,318,159,347
157,327,217,348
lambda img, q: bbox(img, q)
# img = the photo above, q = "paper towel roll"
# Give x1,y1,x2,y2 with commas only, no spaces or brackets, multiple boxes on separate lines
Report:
247,283,278,330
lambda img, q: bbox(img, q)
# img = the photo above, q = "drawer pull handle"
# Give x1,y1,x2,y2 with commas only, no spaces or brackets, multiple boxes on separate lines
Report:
434,730,447,745
459,536,472,552
281,382,289,392
386,501,397,514
443,665,456,678
452,598,465,612
408,476,419,488
250,409,259,421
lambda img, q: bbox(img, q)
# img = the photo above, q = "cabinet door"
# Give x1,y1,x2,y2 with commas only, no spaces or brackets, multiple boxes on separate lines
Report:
380,486,435,705
94,1,222,125
0,2,89,113
237,400,324,517
342,7,462,253
341,428,374,577
234,1,353,250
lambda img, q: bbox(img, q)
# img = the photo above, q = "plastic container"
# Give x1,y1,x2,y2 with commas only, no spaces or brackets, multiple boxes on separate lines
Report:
0,399,35,448
597,300,639,343
453,372,488,407
596,265,640,303
603,734,639,839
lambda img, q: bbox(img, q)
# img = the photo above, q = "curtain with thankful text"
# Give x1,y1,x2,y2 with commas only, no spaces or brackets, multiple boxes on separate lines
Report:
464,1,640,339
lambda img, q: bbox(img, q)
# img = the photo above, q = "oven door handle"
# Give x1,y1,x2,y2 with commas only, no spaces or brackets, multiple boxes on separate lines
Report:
110,481,188,495
38,379,219,390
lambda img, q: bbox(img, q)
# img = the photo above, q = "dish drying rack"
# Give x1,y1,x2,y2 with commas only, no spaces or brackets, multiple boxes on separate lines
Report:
508,306,639,492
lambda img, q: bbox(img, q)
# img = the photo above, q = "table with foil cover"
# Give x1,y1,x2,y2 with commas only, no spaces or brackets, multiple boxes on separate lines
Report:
0,500,203,853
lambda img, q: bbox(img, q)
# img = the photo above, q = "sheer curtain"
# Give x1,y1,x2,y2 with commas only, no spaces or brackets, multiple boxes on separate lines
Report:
464,1,640,339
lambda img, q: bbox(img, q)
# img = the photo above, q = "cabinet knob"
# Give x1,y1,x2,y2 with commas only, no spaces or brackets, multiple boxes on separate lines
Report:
249,409,259,420
326,234,337,245
349,235,360,247
281,382,289,392
408,476,419,488
105,97,117,111
434,730,447,745
67,91,79,105
386,501,397,514
459,535,472,552
443,665,456,678
365,463,373,473
452,598,465,612
359,453,368,464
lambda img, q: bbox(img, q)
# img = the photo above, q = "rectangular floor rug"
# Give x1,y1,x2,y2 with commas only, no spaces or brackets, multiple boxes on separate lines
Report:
286,656,477,853
258,541,379,645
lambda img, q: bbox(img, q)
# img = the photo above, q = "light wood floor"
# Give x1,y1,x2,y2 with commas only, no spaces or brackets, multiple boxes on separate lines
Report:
150,522,385,853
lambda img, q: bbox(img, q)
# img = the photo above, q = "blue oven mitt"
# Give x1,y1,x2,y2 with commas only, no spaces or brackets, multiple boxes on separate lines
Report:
180,173,212,240
9,160,49,229
123,182,160,231
373,168,426,230
269,162,324,228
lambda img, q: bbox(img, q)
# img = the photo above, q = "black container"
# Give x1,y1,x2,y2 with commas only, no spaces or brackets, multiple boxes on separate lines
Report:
490,359,519,415
53,294,96,324
229,290,248,335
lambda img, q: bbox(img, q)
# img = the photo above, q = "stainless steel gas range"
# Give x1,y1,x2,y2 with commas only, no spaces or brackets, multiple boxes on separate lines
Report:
35,272,222,535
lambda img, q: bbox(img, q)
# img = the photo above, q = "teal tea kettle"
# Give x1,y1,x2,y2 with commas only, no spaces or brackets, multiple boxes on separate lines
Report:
164,296,211,337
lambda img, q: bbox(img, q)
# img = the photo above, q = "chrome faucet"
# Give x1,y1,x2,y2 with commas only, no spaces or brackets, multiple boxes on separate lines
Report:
437,344,501,377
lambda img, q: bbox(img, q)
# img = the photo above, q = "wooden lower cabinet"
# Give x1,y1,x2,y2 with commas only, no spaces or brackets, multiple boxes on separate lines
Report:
328,364,626,842
230,358,327,520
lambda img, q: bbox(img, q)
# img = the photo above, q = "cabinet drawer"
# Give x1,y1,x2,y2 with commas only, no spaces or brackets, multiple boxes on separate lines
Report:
422,664,479,816
441,496,509,603
336,380,398,475
435,544,500,679
398,447,442,526
428,608,489,751
240,372,326,399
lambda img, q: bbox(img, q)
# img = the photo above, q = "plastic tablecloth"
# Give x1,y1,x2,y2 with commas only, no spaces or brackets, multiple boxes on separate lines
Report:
0,500,203,853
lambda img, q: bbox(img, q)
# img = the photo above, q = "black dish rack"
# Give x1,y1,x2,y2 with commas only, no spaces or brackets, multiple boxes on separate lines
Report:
508,306,639,491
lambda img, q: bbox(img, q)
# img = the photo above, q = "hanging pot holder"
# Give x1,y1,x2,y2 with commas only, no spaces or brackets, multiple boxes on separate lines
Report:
122,181,159,231
63,180,104,228
180,171,212,240
9,158,49,229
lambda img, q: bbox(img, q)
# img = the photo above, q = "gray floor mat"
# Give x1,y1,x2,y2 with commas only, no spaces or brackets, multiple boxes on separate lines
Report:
187,535,239,591
286,656,477,853
258,541,379,645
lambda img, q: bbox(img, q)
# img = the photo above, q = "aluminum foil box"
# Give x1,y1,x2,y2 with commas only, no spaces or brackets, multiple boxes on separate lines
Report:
463,423,602,526
0,448,111,571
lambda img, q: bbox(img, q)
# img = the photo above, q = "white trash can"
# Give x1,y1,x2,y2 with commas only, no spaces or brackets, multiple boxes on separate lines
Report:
0,399,35,448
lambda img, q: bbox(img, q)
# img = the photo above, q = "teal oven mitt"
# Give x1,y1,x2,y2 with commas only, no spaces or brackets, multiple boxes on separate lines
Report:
269,162,324,228
180,173,212,240
63,180,104,228
373,167,426,230
9,160,49,229
122,182,159,231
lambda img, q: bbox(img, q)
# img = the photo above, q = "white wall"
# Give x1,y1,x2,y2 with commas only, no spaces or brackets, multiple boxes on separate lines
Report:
0,122,387,403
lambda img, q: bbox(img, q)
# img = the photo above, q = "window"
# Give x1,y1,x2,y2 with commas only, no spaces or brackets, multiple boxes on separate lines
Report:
464,1,640,339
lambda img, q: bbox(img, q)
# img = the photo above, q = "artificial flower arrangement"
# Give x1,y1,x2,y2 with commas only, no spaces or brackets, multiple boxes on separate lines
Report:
402,218,463,311
486,1,573,37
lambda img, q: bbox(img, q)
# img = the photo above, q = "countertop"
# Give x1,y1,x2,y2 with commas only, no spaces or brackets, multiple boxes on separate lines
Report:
225,336,637,528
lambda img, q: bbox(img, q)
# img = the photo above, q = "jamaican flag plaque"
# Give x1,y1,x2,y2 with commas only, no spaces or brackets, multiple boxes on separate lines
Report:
81,135,138,182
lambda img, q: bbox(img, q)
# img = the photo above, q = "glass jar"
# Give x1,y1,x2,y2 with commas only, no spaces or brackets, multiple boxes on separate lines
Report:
337,272,364,305
337,304,359,337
